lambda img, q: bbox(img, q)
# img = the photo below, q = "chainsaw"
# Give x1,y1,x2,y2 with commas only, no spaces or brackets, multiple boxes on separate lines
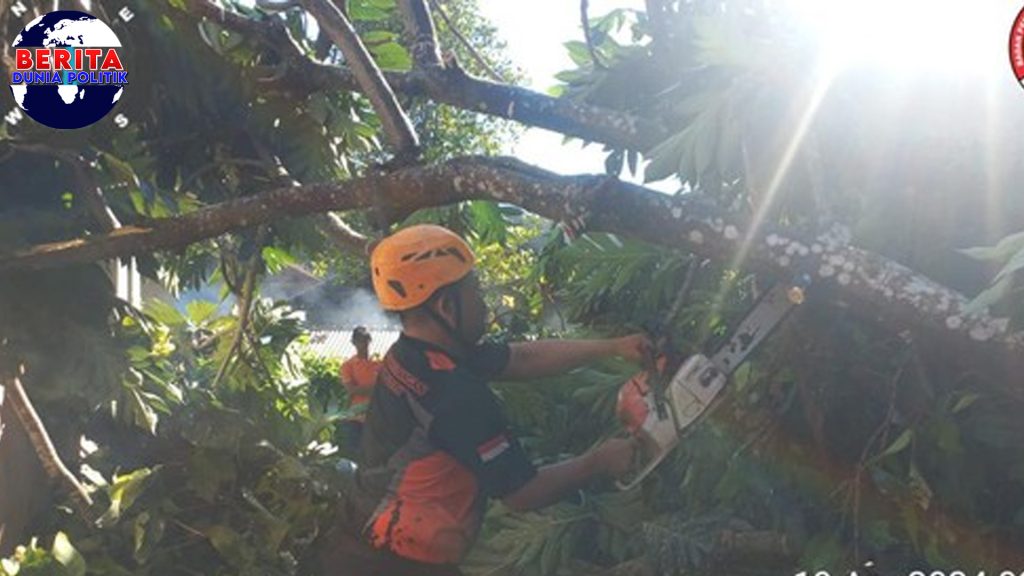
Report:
615,275,811,490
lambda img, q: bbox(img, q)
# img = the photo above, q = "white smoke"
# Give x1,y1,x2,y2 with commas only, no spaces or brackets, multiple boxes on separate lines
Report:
313,287,398,330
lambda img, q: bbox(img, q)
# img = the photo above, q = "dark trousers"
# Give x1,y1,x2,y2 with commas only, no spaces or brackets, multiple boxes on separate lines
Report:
337,420,364,459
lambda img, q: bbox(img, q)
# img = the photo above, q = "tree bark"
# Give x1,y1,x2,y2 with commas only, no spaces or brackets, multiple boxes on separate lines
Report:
2,374,94,522
316,213,370,255
397,0,442,68
178,0,670,152
1,156,1021,392
0,382,52,555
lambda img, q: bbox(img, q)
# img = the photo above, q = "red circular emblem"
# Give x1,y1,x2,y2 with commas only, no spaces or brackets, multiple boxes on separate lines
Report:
1010,5,1024,85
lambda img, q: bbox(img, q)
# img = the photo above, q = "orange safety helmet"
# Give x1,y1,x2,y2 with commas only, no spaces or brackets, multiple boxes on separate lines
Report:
370,224,476,311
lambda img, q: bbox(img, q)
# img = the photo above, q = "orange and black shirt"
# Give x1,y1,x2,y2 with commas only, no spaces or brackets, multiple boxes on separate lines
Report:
358,334,537,565
340,356,381,422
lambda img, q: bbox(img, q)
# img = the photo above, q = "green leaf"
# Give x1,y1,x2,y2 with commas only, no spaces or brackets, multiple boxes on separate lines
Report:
127,387,159,435
261,246,297,274
990,245,1024,284
564,40,593,67
185,299,219,325
349,2,389,22
873,429,912,462
145,299,185,326
369,41,412,70
97,468,154,528
362,30,397,44
466,201,508,244
51,533,85,576
959,230,1024,262
952,392,980,413
645,131,689,182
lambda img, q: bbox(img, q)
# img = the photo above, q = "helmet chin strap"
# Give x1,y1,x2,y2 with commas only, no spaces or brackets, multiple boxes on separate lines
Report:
424,286,474,355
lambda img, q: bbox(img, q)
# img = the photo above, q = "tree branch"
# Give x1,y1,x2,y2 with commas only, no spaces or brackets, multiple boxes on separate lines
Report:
426,0,505,83
316,212,370,254
397,0,442,68
308,63,668,150
4,372,94,521
580,0,608,69
1,156,1022,386
298,0,420,158
177,0,670,151
213,230,265,388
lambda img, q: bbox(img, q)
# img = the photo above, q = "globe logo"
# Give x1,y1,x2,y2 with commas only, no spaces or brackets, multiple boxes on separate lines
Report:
9,10,128,130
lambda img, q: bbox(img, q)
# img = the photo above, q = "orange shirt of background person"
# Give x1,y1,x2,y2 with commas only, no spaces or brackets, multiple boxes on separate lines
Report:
339,326,381,423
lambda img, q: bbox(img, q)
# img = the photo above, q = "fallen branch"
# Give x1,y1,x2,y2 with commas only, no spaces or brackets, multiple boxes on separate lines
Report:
212,230,265,388
397,0,442,68
178,0,670,151
316,212,370,254
426,0,506,83
1,156,1022,388
4,372,94,522
299,0,420,158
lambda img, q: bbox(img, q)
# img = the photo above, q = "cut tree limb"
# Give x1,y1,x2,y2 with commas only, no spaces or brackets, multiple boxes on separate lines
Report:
1,156,1022,388
298,0,420,158
397,0,443,68
426,0,506,83
4,372,94,522
177,0,670,151
316,213,371,254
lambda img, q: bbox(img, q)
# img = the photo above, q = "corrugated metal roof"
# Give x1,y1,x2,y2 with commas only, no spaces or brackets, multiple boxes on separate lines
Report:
302,327,401,360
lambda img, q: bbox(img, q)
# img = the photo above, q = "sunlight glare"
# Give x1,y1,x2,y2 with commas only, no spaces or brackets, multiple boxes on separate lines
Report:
785,0,1007,74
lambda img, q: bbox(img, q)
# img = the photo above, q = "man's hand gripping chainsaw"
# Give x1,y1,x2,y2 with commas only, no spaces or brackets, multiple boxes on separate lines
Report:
614,276,810,490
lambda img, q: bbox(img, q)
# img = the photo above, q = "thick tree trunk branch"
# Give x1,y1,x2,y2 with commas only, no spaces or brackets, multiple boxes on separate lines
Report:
397,0,442,68
4,373,94,521
178,0,669,151
298,0,420,157
1,156,1022,388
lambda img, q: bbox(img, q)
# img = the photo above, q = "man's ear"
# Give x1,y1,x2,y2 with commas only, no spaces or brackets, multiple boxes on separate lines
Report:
435,288,456,319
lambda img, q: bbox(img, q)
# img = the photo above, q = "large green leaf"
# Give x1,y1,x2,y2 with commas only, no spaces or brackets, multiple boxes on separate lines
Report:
50,533,85,576
97,468,155,528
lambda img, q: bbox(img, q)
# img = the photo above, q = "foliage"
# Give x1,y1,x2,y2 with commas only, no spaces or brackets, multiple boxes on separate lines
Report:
2,0,1023,575
0,293,357,575
961,231,1024,324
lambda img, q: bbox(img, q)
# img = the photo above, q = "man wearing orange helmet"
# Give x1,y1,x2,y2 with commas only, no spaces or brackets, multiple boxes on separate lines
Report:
337,224,648,575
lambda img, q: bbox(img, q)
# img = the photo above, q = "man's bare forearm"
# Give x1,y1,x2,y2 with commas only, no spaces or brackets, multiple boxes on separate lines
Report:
501,453,597,512
501,339,620,380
